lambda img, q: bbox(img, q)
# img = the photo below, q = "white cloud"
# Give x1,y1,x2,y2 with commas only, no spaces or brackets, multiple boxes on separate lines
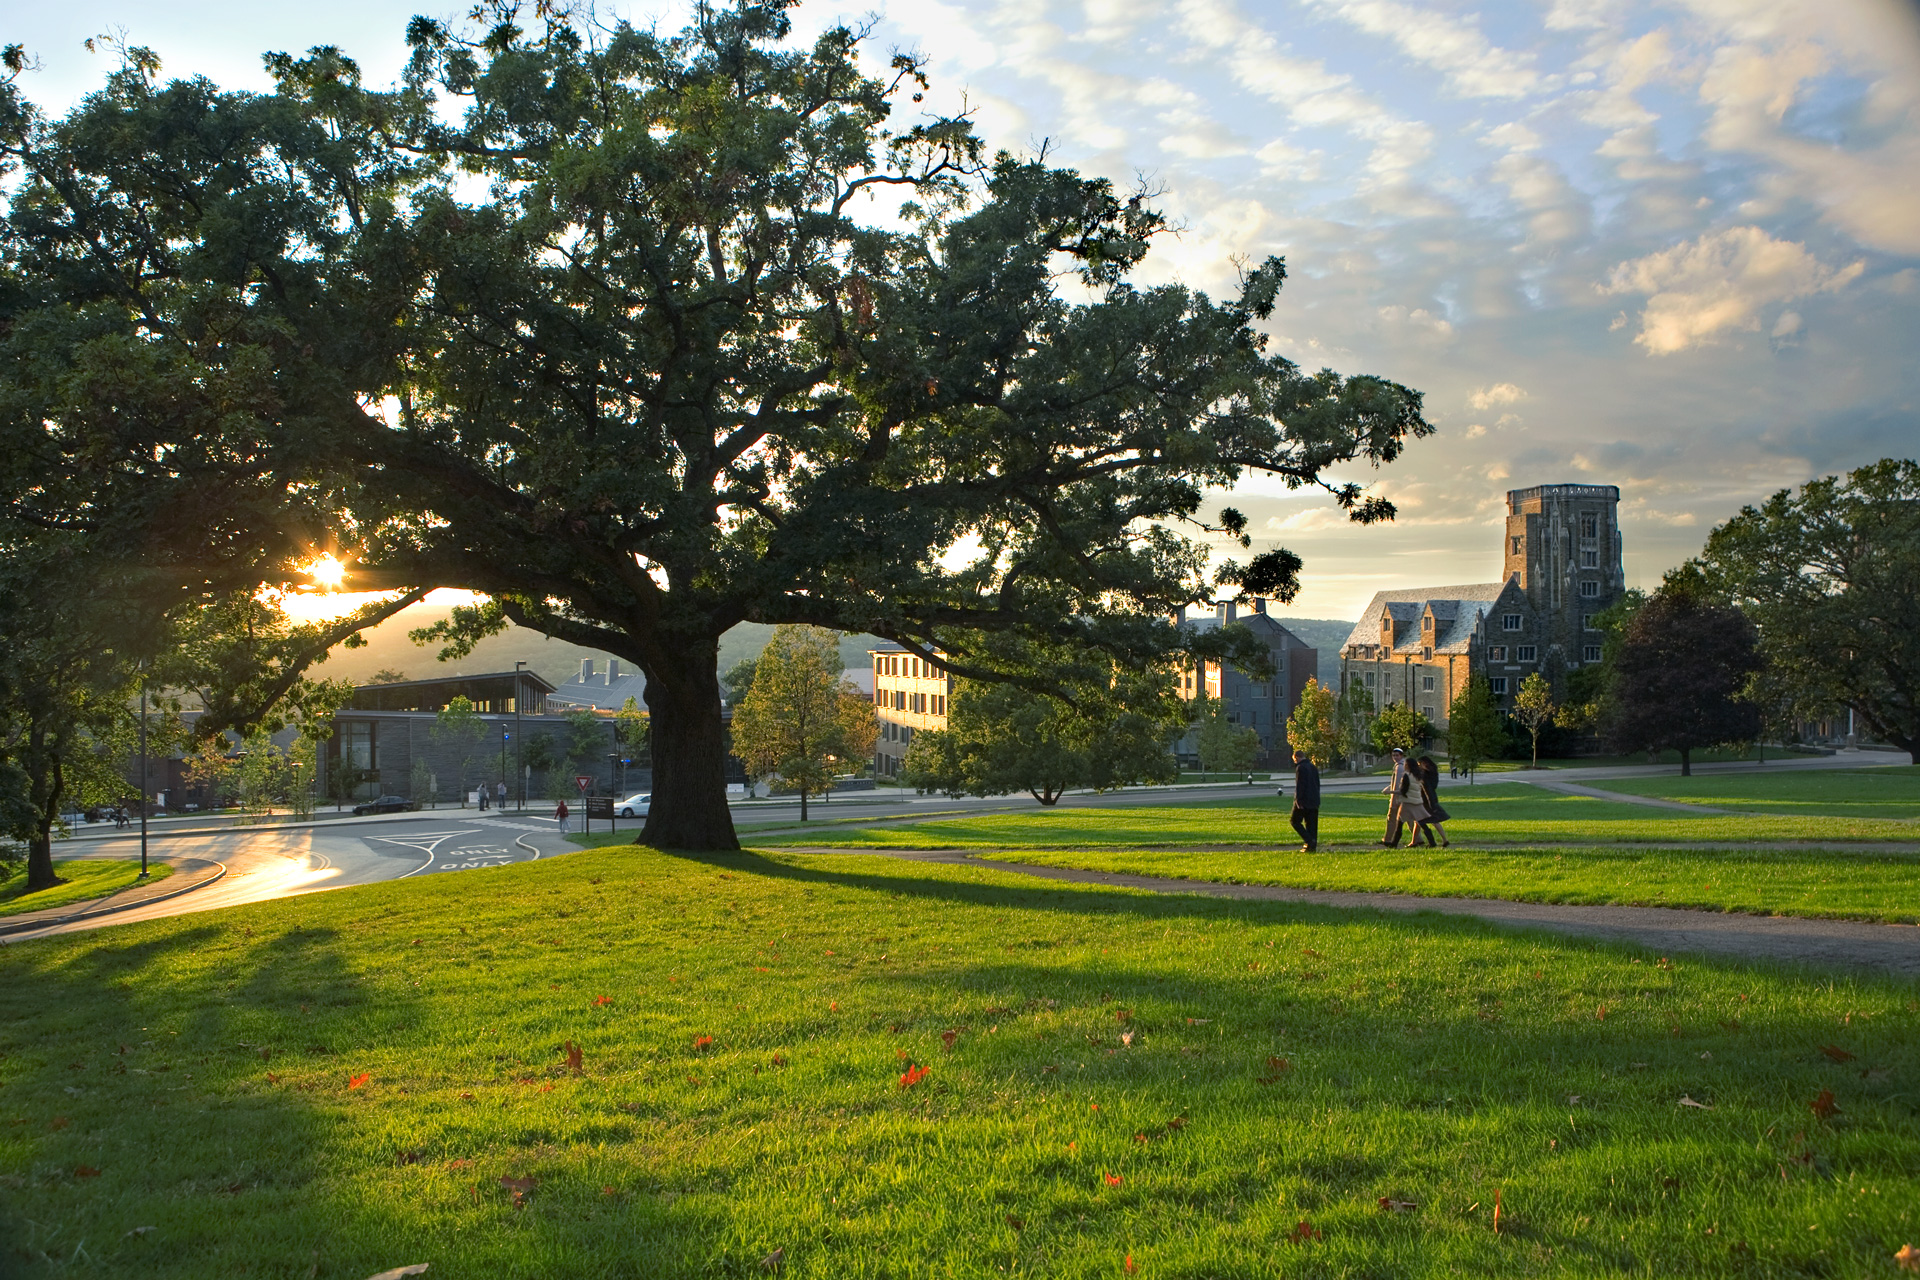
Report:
1601,226,1865,355
1469,383,1529,410
1300,0,1547,99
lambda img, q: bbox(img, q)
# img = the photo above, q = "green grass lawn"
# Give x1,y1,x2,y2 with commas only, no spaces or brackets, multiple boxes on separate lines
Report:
3,846,1918,1278
969,844,1920,923
1600,766,1920,820
0,860,171,919
744,785,1920,849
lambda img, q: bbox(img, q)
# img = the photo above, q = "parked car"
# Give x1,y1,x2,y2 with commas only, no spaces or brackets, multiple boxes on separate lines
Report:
617,792,651,818
352,795,418,816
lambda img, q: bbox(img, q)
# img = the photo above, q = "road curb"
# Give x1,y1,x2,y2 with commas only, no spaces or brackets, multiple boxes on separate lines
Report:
0,860,228,938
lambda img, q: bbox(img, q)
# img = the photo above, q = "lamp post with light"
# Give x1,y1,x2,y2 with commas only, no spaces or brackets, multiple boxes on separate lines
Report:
514,661,527,811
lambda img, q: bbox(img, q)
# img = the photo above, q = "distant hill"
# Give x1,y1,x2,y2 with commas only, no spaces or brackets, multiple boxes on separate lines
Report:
314,604,1353,697
311,606,881,693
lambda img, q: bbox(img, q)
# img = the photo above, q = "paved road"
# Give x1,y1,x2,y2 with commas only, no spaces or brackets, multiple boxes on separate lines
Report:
6,813,572,943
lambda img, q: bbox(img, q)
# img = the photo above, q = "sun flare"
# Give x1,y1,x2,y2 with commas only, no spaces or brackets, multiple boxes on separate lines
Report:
305,554,346,590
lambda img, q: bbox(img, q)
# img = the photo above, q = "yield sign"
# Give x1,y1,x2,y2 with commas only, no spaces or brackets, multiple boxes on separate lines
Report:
575,775,593,793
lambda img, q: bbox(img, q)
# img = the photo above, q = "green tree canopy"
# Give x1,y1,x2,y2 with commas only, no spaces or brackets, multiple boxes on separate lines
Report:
1368,701,1435,757
1284,677,1340,768
1193,696,1261,775
1692,459,1920,763
1,4,1429,849
1607,583,1763,776
1509,673,1556,767
906,664,1180,804
1444,677,1503,783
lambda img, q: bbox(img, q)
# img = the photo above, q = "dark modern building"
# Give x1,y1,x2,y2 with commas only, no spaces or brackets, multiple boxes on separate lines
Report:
1172,598,1319,768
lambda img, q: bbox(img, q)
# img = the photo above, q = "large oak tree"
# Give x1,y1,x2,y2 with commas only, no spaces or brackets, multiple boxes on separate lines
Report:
2,4,1431,850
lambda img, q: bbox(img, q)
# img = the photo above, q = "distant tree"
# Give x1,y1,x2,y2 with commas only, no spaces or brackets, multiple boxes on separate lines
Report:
432,696,487,805
1285,677,1340,768
367,669,410,686
906,669,1179,804
1445,678,1503,784
721,661,759,708
1369,701,1435,757
1608,585,1763,776
1693,459,1920,763
731,627,862,822
564,709,607,791
1561,589,1645,731
1336,677,1376,769
408,756,433,809
1194,696,1261,775
1508,674,1558,767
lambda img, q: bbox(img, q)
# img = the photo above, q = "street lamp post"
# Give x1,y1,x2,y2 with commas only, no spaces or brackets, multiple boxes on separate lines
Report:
514,661,527,811
137,682,149,879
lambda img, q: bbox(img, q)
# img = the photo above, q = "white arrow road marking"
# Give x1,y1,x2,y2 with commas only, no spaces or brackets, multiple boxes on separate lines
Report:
364,830,485,878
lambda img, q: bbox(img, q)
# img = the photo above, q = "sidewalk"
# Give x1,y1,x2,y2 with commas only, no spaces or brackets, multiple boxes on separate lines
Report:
835,848,1920,978
0,858,226,937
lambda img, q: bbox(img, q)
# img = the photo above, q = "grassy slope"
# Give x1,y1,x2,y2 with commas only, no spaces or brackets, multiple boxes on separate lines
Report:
1600,766,1920,819
747,786,1920,849
3,847,1917,1279
0,861,172,919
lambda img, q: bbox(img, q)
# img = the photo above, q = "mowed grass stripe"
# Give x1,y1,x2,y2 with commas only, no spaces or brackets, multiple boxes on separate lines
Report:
1599,765,1920,820
744,784,1920,850
2,847,1916,1277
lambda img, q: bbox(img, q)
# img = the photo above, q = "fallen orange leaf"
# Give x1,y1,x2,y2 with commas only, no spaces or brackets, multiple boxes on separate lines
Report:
564,1041,584,1075
1895,1243,1920,1272
1820,1045,1856,1064
899,1063,929,1089
1811,1089,1839,1120
1288,1219,1320,1243
1124,1253,1136,1274
74,1165,101,1178
1104,1172,1123,1188
1493,1188,1503,1234
348,1073,370,1090
694,1035,713,1051
593,996,612,1007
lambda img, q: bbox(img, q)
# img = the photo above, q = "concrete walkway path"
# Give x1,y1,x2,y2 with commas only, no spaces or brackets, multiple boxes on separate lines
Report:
1523,779,1732,813
783,847,1920,979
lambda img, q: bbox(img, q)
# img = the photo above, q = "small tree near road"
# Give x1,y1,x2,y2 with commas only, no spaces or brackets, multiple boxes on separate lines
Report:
1369,702,1435,757
1193,697,1260,775
730,627,866,822
1445,678,1503,784
1285,678,1340,767
1336,678,1376,770
1510,673,1557,768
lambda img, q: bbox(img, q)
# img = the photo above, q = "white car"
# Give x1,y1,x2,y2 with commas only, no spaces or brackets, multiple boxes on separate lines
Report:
617,792,651,818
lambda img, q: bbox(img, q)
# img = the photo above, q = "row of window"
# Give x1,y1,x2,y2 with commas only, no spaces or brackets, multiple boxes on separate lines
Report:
1489,645,1537,663
876,654,941,679
877,689,946,715
883,722,916,744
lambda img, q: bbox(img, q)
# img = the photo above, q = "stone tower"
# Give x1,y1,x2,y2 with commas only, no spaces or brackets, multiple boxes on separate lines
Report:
1503,483,1624,677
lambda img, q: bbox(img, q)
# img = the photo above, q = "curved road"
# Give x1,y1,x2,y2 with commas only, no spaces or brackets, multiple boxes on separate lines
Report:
5,812,572,943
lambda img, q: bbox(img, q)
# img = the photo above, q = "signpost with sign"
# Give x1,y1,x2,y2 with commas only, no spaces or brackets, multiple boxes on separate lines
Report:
586,795,615,833
575,775,592,794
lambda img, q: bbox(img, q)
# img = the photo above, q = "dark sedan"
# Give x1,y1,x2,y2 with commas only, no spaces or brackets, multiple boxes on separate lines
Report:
352,795,418,816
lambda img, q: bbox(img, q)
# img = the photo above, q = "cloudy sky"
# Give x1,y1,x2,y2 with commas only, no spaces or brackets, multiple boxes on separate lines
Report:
13,0,1920,619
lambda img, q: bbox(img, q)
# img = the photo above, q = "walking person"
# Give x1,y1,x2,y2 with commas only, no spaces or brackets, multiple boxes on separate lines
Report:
1411,754,1452,847
1288,749,1321,852
496,780,508,812
1381,747,1428,847
555,798,570,833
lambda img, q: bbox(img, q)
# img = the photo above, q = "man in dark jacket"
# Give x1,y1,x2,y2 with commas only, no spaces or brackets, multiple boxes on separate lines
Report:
1289,750,1321,852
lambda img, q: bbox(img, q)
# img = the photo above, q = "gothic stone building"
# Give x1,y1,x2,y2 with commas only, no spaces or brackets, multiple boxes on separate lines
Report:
1339,483,1625,729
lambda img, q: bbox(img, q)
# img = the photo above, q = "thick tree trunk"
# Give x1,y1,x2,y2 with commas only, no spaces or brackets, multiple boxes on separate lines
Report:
23,727,64,892
1680,748,1692,777
639,637,739,850
799,789,809,822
